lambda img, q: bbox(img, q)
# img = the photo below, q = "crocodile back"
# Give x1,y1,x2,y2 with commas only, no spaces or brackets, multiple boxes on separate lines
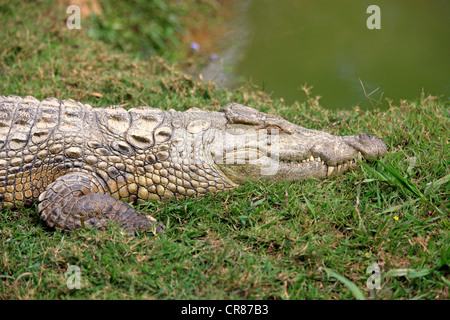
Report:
0,95,236,209
0,95,94,206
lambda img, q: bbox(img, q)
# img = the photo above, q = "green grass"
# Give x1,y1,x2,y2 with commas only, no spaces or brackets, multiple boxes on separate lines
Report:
0,0,449,300
88,0,183,59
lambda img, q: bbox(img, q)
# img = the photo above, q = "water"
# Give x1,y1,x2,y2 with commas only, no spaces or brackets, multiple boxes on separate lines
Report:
204,0,450,109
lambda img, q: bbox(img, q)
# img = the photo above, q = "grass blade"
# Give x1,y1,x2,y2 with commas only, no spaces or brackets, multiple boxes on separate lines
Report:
384,268,433,279
323,267,366,300
359,158,447,216
424,174,450,196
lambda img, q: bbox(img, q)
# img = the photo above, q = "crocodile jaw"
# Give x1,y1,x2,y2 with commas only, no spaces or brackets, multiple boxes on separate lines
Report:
213,135,386,183
214,149,377,184
210,105,387,184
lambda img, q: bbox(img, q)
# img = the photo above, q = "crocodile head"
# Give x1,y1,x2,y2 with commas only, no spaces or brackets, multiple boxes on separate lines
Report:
209,103,387,184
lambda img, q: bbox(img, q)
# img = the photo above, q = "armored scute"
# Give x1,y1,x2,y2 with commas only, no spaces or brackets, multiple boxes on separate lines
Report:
0,95,387,234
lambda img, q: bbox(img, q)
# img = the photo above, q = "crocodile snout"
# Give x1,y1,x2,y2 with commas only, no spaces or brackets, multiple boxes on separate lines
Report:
341,133,387,161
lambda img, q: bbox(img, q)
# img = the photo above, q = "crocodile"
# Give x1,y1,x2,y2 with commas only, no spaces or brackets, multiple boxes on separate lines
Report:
0,95,387,235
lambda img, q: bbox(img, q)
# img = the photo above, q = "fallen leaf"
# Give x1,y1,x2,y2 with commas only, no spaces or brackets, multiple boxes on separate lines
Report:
91,92,103,98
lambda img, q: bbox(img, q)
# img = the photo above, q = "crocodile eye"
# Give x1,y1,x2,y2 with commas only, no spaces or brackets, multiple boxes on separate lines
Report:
264,125,283,134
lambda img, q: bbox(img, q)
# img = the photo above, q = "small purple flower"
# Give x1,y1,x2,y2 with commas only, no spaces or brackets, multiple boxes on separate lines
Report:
209,53,218,61
190,42,200,51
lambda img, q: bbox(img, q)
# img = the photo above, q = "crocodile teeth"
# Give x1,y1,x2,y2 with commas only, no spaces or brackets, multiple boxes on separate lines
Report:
327,166,335,176
337,164,342,172
357,151,363,161
309,156,314,161
317,157,321,162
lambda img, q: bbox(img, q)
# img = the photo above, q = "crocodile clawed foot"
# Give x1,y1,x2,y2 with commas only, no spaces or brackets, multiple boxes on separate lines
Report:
144,215,165,236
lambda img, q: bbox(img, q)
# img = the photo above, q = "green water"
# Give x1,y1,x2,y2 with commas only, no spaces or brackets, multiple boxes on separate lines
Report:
222,0,450,109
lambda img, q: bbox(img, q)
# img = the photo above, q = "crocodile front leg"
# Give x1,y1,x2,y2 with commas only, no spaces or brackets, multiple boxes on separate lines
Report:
37,172,164,235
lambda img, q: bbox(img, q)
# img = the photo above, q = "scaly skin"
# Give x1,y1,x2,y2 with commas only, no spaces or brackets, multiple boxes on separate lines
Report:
0,95,387,234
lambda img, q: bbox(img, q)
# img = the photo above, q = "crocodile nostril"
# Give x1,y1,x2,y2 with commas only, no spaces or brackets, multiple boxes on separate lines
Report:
358,133,373,140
